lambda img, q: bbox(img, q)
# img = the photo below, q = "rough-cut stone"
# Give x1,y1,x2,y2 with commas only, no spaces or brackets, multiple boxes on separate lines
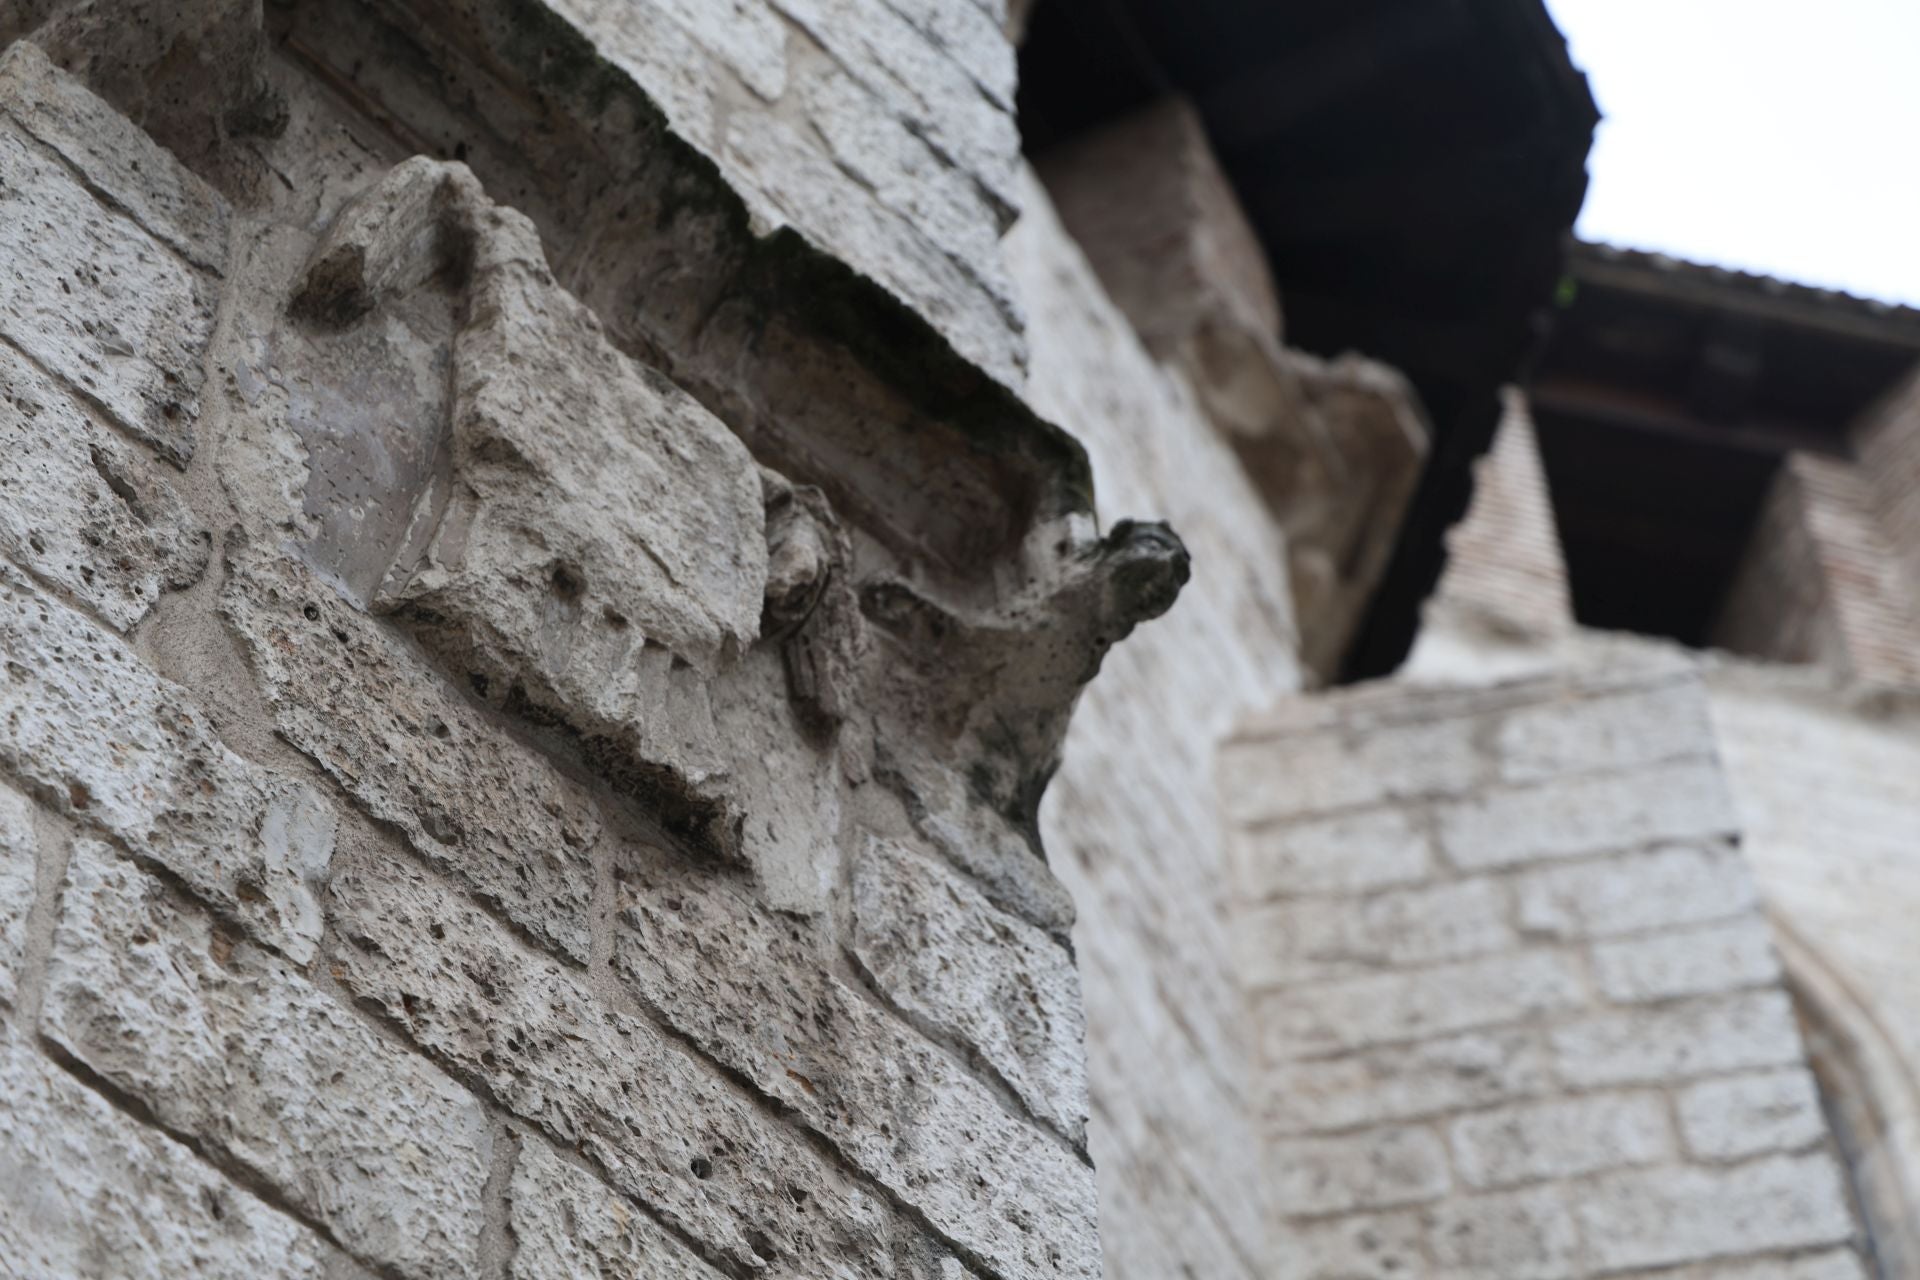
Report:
1265,1031,1553,1137
1436,758,1736,870
851,837,1088,1145
650,0,788,100
0,43,228,273
0,1021,328,1280
1233,807,1435,901
1267,1126,1451,1217
0,341,207,629
1240,878,1515,990
1448,1094,1672,1190
1677,1070,1828,1162
1578,1155,1857,1272
1511,841,1757,939
1422,1187,1583,1280
40,842,491,1280
542,0,718,146
1589,918,1781,1003
1551,992,1806,1088
615,851,1102,1280
221,544,597,963
1219,715,1482,826
509,1140,727,1280
0,779,32,1005
327,851,913,1280
289,158,772,860
1260,952,1585,1062
0,562,331,961
1493,679,1714,783
0,104,214,465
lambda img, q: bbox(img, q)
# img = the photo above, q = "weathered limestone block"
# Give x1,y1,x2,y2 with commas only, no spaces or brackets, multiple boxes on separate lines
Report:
41,843,491,1280
770,0,1022,219
0,563,331,961
0,780,35,1005
0,342,208,629
221,545,598,963
0,1021,328,1280
0,84,217,464
1266,1126,1451,1217
1233,807,1435,901
1677,1069,1827,1163
614,851,1102,1280
509,1141,727,1280
1577,1155,1857,1272
12,0,284,188
851,837,1089,1146
0,43,228,273
1259,951,1586,1063
1549,991,1805,1088
1241,878,1516,990
328,852,916,1280
287,157,774,859
1434,757,1736,871
1264,1030,1553,1138
1510,840,1758,939
647,0,789,100
1589,917,1781,1004
1447,1094,1672,1191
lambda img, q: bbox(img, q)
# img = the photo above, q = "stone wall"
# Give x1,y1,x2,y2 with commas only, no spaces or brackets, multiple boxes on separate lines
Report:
1010,168,1301,1280
0,4,1181,1276
1708,665,1920,1275
1222,664,1874,1278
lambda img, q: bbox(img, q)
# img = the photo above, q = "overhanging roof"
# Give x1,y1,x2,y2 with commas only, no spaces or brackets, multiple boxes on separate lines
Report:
1019,0,1599,678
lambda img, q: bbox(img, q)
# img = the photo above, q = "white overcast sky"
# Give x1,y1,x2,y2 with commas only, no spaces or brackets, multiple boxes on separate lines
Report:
1546,0,1920,306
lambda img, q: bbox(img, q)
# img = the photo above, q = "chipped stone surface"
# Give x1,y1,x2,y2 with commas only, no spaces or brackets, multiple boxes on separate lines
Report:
221,544,597,963
615,851,1102,1280
327,850,910,1279
509,1141,728,1280
0,341,207,629
0,43,228,273
0,1020,328,1280
0,104,214,465
0,779,35,1005
40,842,490,1280
851,837,1088,1145
0,562,330,961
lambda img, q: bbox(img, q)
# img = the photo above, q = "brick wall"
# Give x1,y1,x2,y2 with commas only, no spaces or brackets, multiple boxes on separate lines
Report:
1222,664,1874,1278
0,11,1130,1278
1713,452,1920,686
1854,365,1920,606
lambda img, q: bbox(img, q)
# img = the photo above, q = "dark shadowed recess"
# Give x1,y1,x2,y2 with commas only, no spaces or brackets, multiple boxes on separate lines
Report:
1018,0,1599,679
1533,244,1920,646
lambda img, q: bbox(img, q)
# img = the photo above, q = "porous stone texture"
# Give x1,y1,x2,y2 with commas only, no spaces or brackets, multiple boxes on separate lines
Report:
612,847,1101,1280
0,331,209,631
508,1140,727,1280
0,50,218,464
0,562,332,962
221,543,600,964
41,841,492,1279
1226,665,1873,1277
0,780,32,1005
851,836,1090,1146
0,1020,329,1280
0,24,1134,1280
